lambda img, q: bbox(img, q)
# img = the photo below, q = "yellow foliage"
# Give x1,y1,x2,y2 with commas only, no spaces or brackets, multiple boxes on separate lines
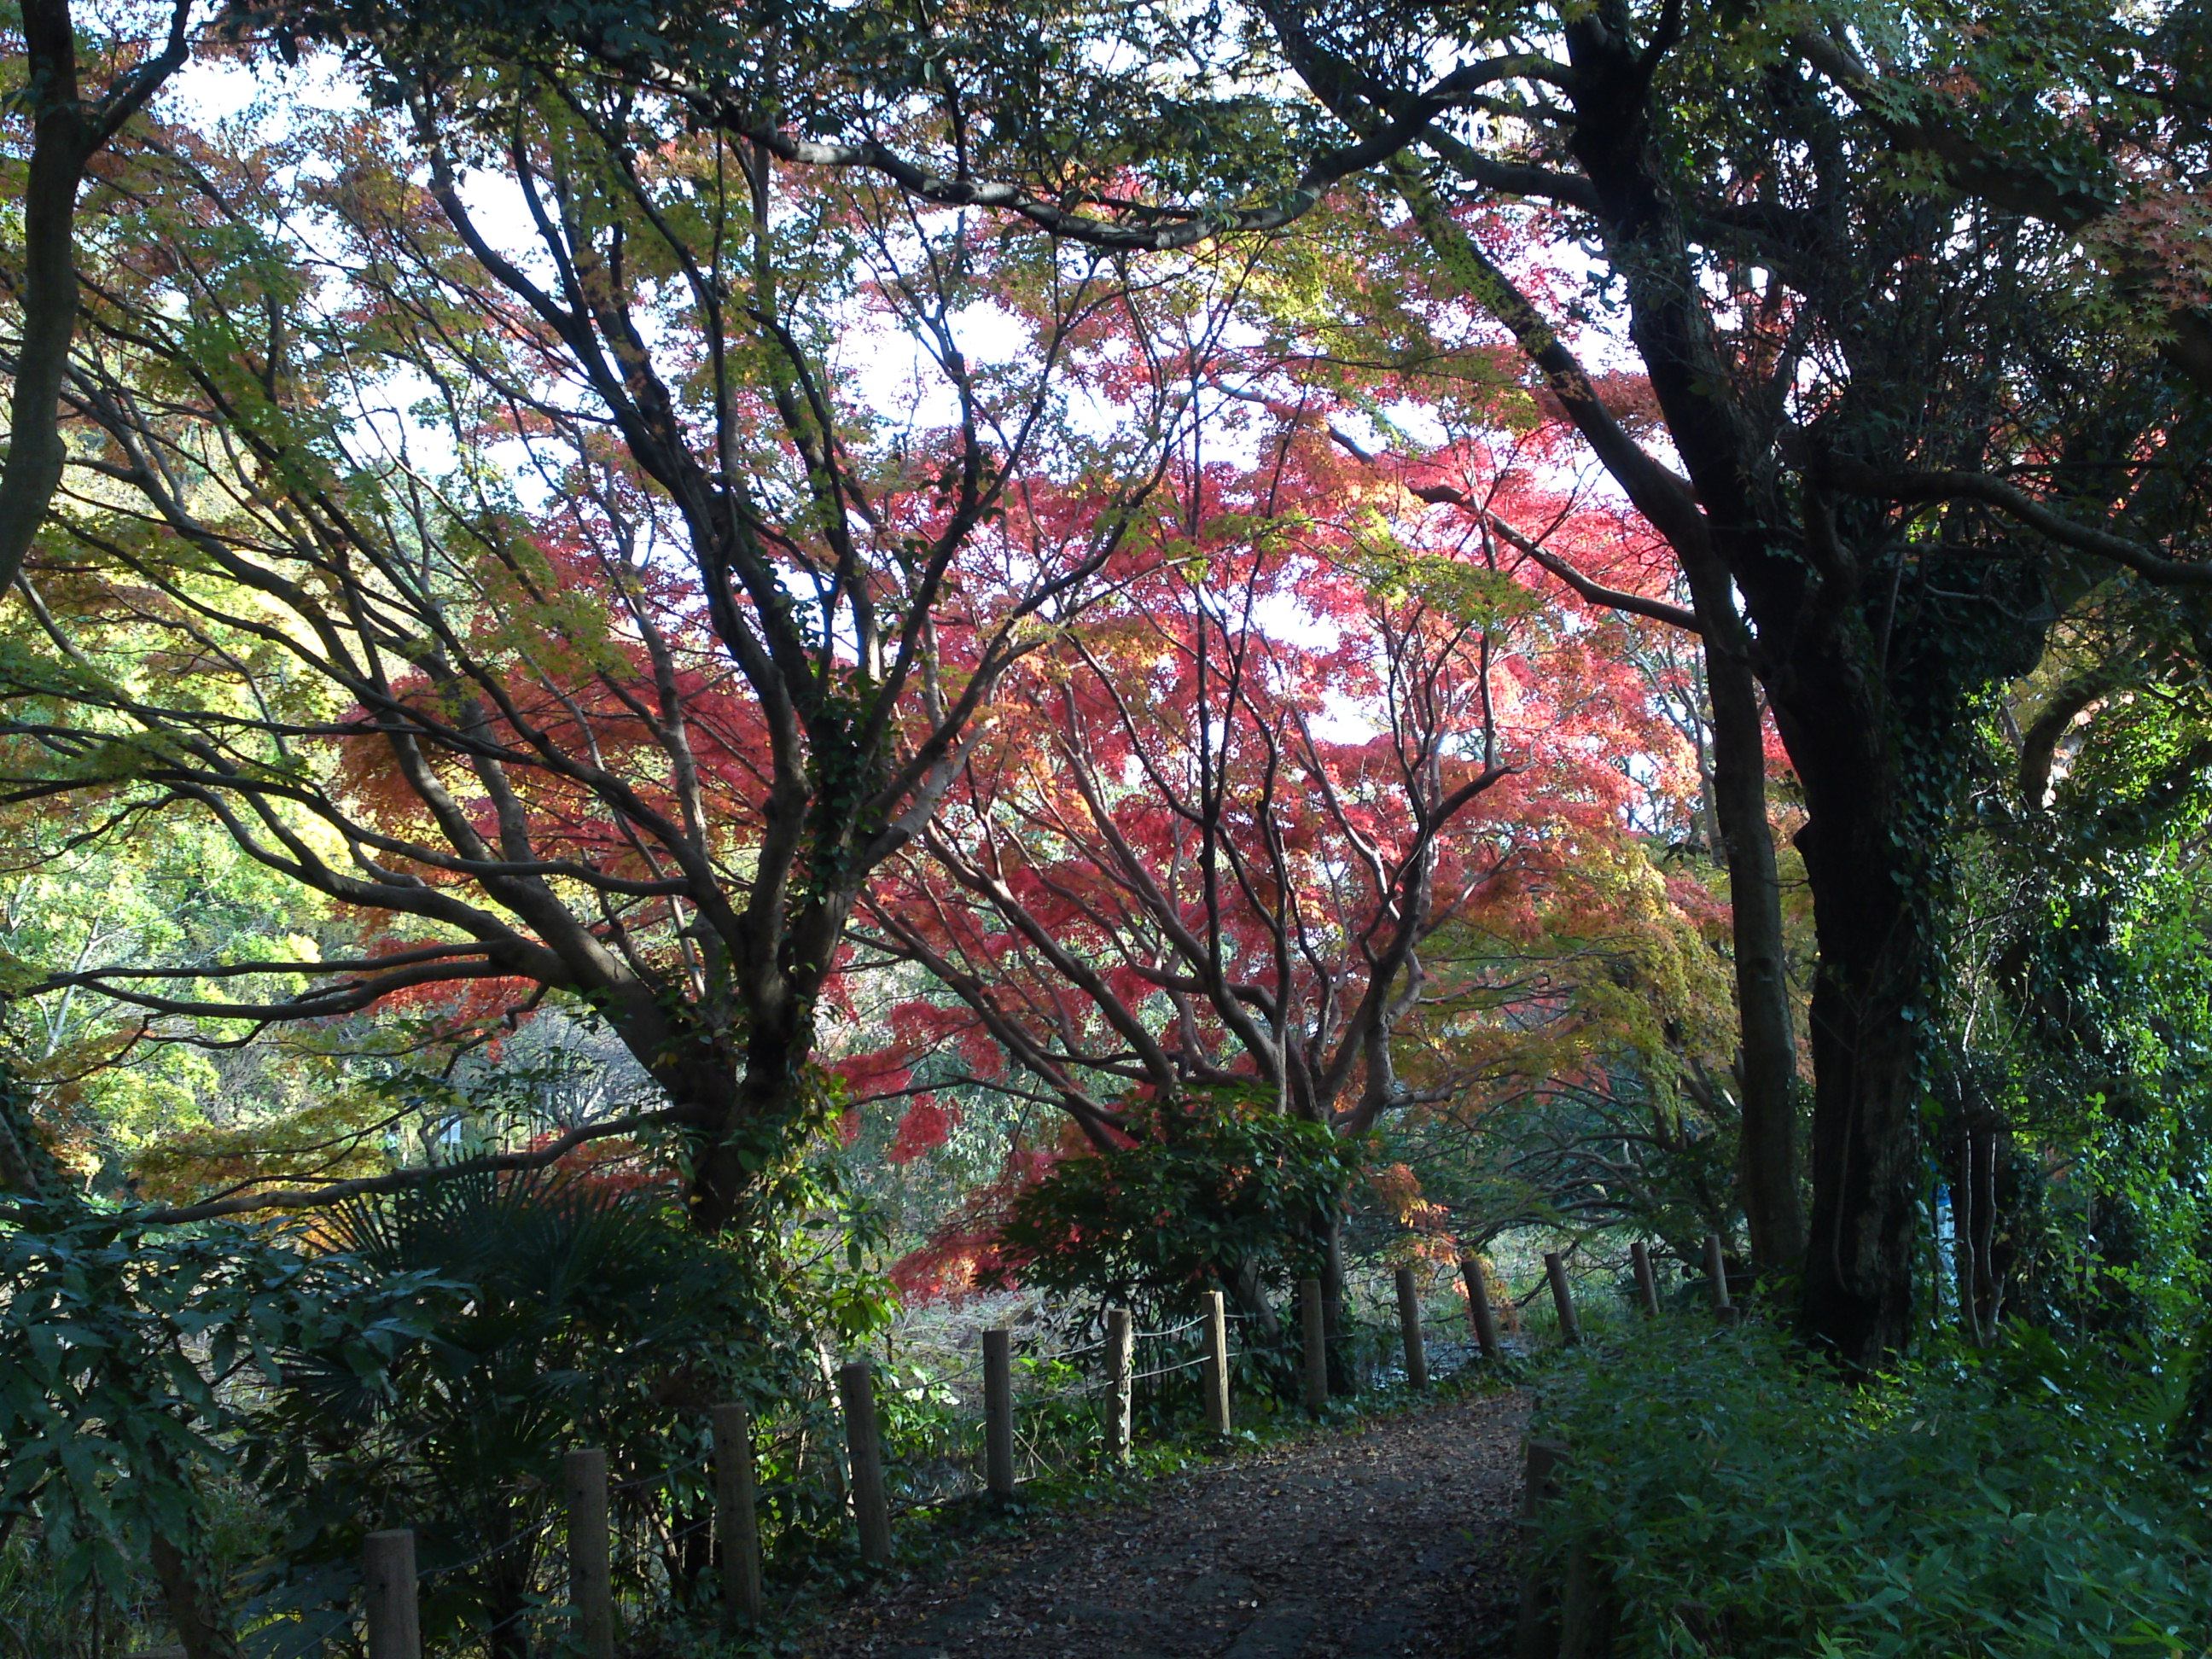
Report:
129,1090,397,1204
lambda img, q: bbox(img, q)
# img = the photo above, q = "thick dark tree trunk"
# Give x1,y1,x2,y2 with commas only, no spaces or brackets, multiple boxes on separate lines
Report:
607,882,855,1237
1322,1208,1353,1394
593,975,805,1237
679,1009,810,1235
1790,779,1928,1370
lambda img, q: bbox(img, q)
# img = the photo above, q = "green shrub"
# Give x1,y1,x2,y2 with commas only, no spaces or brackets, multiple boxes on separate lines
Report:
990,1088,1359,1324
1536,1320,2212,1657
0,1198,440,1650
255,1169,795,1651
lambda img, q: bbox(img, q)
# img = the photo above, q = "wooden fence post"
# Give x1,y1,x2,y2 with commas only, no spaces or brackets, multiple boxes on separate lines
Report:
1105,1307,1133,1462
1511,1440,1570,1659
1462,1256,1504,1361
1629,1241,1661,1318
712,1401,763,1626
1394,1266,1429,1388
563,1447,614,1659
1704,1232,1736,1321
363,1528,419,1659
983,1326,1018,1501
839,1359,894,1569
1301,1277,1328,1414
1543,1252,1581,1348
1202,1289,1232,1436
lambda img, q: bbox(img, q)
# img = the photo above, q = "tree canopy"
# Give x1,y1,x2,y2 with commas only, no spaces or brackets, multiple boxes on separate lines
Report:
4,0,2212,1395
15,0,2212,1644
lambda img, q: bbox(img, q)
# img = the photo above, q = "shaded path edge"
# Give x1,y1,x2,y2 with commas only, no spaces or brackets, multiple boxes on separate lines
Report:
798,1388,1529,1659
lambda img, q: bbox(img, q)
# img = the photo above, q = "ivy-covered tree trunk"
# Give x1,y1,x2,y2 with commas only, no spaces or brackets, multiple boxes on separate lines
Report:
1792,803,1929,1368
1763,567,1993,1369
684,999,820,1236
603,887,850,1237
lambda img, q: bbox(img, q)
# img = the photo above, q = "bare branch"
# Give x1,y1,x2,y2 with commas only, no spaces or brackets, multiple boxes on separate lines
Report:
1820,460,2212,587
714,53,1507,253
108,1107,684,1225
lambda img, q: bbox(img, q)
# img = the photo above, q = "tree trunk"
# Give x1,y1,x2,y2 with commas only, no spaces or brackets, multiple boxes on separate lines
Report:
589,976,785,1237
589,928,836,1237
678,1014,807,1236
148,1533,240,1659
1791,783,1928,1371
1946,1108,2001,1344
1227,1255,1281,1337
1955,1123,1990,1344
1969,1125,1999,1335
0,0,90,597
1697,605,1805,1282
1321,1208,1353,1394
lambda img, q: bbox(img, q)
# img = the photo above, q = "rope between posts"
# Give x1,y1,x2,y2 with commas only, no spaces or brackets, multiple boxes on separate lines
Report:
609,1447,712,1496
417,1513,558,1585
479,1599,544,1645
1021,1379,1104,1407
1133,1315,1207,1340
1130,1354,1211,1381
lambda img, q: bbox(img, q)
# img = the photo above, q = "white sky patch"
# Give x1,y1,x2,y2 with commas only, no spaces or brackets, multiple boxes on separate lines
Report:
165,53,358,131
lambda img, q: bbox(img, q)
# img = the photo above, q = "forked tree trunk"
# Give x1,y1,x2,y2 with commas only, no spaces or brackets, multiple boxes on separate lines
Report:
1943,1090,2003,1345
590,981,802,1237
666,1014,812,1237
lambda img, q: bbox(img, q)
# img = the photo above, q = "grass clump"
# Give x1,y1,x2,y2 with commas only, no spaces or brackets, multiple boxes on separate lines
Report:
1535,1318,2212,1657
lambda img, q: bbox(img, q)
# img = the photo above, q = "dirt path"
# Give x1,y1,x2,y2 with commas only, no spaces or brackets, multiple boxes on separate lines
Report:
800,1389,1528,1659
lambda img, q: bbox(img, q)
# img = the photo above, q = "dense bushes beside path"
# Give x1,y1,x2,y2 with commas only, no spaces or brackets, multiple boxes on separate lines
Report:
1533,1320,2212,1657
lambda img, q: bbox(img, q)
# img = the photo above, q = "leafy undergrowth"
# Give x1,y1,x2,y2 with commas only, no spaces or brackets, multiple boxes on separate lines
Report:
1535,1318,2212,1659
